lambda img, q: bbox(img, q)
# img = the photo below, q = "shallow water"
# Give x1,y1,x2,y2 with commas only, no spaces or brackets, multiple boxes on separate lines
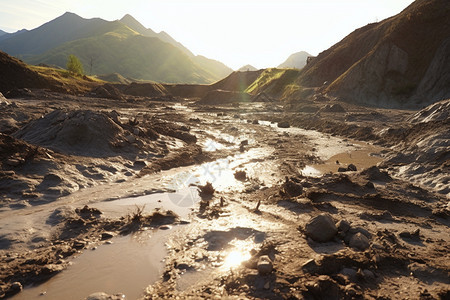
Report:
12,230,167,300
301,143,383,176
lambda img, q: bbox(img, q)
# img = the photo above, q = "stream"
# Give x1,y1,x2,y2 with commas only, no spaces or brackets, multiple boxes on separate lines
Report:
7,116,384,300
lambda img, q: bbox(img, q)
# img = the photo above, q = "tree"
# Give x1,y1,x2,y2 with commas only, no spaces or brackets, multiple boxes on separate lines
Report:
66,54,84,75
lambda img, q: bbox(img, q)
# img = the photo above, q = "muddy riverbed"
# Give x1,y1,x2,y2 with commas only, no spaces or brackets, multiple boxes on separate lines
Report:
1,95,449,299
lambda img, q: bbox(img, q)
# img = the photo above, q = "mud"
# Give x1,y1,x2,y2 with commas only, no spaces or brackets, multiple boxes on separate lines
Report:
0,92,449,299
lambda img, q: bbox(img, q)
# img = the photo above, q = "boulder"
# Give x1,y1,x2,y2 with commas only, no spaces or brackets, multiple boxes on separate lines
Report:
305,213,338,242
277,121,290,128
257,255,273,275
349,232,370,251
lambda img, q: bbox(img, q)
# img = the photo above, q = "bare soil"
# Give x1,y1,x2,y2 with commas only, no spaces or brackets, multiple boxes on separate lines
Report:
0,91,448,299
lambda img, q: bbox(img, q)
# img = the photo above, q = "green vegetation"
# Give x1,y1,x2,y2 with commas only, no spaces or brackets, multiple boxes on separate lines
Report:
245,68,301,99
66,54,84,75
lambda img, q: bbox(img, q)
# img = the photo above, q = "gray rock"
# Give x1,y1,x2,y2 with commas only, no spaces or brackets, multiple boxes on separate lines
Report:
348,226,372,239
305,213,338,242
362,269,375,280
336,220,351,233
257,255,273,275
349,232,370,251
340,267,357,280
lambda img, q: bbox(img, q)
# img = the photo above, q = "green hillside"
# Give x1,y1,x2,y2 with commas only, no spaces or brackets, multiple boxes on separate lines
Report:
0,12,232,84
28,24,218,83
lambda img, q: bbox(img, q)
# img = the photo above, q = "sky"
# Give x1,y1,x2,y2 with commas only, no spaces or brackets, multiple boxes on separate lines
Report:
0,0,415,70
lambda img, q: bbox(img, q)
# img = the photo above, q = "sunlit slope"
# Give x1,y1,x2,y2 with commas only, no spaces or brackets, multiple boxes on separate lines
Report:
296,0,450,106
0,50,102,94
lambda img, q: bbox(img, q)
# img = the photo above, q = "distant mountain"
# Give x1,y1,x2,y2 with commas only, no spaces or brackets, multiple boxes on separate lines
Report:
0,30,6,36
278,51,311,69
0,29,28,42
0,12,232,84
295,0,450,107
237,65,258,72
119,14,193,57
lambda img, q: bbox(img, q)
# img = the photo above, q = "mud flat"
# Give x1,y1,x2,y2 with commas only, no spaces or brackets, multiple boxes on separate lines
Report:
1,94,449,299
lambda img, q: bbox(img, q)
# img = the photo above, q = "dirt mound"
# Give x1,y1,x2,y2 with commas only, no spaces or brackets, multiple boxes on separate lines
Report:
13,109,132,157
382,117,450,195
0,51,56,94
408,98,450,123
198,89,251,105
91,84,124,100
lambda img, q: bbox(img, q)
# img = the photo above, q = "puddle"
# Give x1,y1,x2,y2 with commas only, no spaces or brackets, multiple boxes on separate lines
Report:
301,143,384,177
12,230,167,300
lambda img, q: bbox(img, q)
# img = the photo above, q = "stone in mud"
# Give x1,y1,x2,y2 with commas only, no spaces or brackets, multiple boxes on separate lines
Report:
281,177,303,197
277,121,290,128
336,220,351,233
10,282,22,293
234,170,247,181
347,164,357,171
101,232,114,240
257,255,273,275
308,275,340,300
349,232,370,251
338,167,348,172
305,213,338,242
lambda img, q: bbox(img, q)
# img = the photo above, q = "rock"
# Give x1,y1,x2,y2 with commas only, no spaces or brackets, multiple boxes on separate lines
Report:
101,232,114,240
281,177,303,197
348,226,372,239
362,269,375,280
302,259,319,273
340,268,357,280
336,220,351,233
338,167,348,172
10,282,22,293
347,164,357,171
365,181,375,189
277,121,290,128
309,275,340,300
234,170,247,181
305,213,338,242
252,119,259,124
257,255,273,275
349,232,370,251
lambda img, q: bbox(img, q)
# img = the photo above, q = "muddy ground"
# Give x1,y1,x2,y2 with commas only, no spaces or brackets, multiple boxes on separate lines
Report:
0,91,449,299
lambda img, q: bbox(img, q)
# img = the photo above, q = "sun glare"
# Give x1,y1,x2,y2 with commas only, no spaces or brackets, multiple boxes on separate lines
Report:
222,250,251,270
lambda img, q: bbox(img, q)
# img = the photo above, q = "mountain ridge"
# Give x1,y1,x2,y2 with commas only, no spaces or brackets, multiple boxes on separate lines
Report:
0,12,232,84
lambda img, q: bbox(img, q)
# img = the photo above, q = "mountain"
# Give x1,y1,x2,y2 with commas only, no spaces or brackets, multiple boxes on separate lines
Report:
237,65,258,72
119,14,194,57
0,30,6,36
119,15,231,80
295,0,450,107
278,51,311,69
0,12,232,84
0,29,28,42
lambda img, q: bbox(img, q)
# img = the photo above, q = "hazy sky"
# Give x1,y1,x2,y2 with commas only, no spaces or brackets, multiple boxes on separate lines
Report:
0,0,415,70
